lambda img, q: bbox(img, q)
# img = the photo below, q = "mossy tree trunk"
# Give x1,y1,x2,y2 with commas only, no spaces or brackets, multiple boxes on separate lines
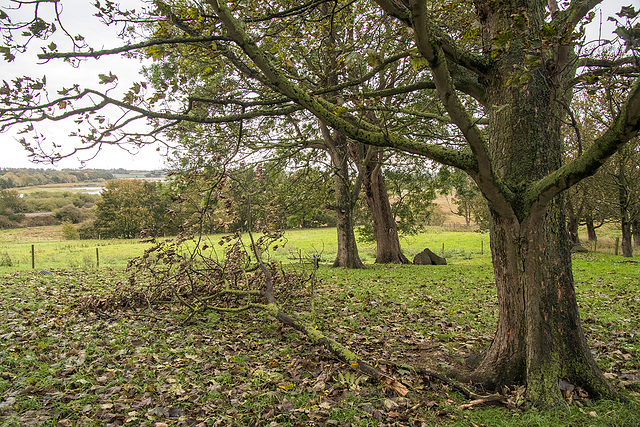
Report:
359,146,409,264
322,126,365,269
460,0,618,406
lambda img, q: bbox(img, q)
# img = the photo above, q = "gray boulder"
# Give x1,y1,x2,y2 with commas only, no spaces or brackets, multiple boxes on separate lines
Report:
413,248,447,265
571,243,588,253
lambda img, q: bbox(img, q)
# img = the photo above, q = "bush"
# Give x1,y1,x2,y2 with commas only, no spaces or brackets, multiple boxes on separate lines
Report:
61,220,80,240
20,214,60,228
0,251,12,267
54,204,83,223
0,214,20,229
77,220,98,239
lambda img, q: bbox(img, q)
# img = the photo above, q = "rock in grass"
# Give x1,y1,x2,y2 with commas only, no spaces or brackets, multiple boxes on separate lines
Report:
413,248,447,265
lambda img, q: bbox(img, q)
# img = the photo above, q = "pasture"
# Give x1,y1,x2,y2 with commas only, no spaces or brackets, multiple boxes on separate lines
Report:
0,226,639,426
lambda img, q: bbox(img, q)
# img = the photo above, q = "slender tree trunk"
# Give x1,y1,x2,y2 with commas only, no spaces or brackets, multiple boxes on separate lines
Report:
317,4,363,269
361,149,409,264
566,198,580,245
333,171,364,268
619,181,633,257
323,128,364,269
633,219,640,247
585,214,597,242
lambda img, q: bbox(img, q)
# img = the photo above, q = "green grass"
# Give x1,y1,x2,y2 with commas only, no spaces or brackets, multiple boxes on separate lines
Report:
0,227,638,426
0,226,491,273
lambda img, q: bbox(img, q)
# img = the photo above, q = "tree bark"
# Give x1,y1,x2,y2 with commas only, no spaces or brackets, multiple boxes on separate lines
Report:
585,214,598,242
471,188,618,408
324,128,365,269
467,41,618,406
360,147,410,264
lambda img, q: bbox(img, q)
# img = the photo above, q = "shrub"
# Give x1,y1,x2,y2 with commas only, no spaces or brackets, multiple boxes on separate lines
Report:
77,220,98,239
61,220,80,240
0,214,19,229
54,204,83,224
20,214,60,228
0,251,12,267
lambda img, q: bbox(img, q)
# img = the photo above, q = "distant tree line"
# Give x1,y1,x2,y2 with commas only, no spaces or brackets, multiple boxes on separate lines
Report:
0,168,114,189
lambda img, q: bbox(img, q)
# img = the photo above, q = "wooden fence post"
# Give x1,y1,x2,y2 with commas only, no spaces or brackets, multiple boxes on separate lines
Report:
31,244,35,269
96,248,100,268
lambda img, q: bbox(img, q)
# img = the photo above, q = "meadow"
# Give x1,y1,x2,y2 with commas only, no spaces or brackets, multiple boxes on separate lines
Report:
0,225,639,426
0,226,491,273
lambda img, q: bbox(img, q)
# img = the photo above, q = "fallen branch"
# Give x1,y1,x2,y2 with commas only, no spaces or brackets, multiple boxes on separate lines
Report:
247,226,409,396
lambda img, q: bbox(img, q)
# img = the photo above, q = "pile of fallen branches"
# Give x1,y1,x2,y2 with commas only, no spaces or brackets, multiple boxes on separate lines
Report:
79,230,310,315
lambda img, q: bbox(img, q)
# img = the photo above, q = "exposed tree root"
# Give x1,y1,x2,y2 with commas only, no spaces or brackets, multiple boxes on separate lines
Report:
414,367,485,400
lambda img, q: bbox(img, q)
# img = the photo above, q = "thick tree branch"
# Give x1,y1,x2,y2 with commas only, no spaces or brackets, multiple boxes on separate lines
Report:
579,56,639,68
570,67,640,87
408,0,514,212
554,0,603,29
208,0,476,171
375,0,490,76
37,36,232,60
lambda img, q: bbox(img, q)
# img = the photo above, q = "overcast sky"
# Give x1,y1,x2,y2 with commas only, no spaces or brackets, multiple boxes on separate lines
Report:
1,0,638,171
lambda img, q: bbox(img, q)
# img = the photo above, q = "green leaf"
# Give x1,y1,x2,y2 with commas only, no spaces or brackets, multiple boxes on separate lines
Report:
98,72,118,84
617,6,639,19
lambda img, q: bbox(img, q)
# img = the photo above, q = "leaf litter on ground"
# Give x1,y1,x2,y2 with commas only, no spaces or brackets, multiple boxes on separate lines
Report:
0,254,639,426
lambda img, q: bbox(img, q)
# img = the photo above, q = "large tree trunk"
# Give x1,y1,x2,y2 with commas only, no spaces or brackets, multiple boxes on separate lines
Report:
467,40,618,406
361,148,409,264
472,189,617,408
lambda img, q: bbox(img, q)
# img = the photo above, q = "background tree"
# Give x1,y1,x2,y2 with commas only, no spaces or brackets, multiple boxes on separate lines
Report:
437,166,488,228
94,179,167,239
0,189,26,228
357,158,439,242
564,75,640,255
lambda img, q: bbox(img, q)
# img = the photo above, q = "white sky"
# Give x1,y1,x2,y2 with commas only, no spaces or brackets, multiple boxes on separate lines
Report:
0,0,638,171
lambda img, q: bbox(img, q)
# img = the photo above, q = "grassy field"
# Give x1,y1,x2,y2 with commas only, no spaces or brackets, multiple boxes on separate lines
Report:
0,226,491,274
0,226,639,426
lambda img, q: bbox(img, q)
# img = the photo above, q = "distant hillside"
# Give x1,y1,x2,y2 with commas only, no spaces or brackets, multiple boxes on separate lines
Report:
0,168,166,189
